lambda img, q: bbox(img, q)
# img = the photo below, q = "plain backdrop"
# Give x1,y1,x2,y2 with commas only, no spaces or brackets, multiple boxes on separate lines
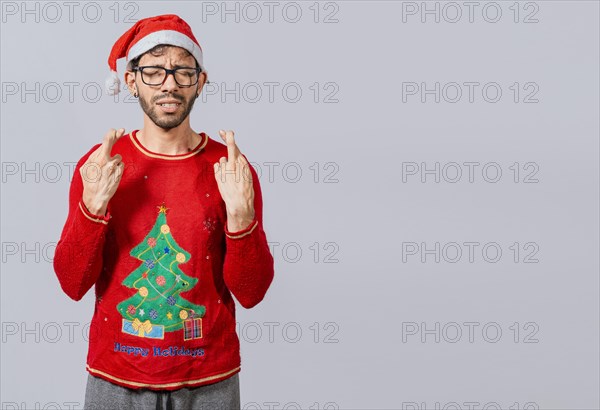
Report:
1,1,599,409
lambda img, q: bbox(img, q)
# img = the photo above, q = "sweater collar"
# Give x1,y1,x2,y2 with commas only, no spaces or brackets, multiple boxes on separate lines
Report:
129,129,207,160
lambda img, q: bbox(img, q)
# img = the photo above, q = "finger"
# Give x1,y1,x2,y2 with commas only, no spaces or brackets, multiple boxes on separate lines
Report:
109,128,126,159
238,155,252,182
100,128,126,160
217,156,230,173
222,149,236,172
237,153,249,166
86,143,104,168
113,162,125,181
217,157,230,183
99,129,116,159
219,129,235,159
226,131,242,170
89,144,102,159
228,130,242,158
105,161,124,186
234,158,247,183
219,129,239,163
214,162,226,185
107,161,125,181
106,158,121,173
106,158,122,170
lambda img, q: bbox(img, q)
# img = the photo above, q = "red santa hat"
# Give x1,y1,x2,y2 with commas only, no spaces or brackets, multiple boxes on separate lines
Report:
105,14,206,95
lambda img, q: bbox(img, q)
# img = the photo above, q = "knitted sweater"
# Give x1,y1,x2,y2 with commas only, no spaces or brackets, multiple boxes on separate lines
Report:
53,130,275,391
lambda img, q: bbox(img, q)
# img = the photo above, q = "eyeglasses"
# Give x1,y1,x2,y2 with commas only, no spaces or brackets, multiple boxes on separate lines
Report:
132,66,202,87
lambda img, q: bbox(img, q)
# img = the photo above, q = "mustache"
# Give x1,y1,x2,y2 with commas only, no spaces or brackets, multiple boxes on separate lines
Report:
151,93,186,103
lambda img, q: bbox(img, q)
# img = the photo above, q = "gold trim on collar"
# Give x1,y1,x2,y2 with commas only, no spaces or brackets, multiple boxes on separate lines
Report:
129,130,208,160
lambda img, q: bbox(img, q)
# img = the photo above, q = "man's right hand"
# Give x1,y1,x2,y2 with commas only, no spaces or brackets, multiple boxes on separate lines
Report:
81,128,126,216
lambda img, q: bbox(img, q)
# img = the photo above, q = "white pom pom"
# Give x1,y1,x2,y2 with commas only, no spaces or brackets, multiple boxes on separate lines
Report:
105,71,121,95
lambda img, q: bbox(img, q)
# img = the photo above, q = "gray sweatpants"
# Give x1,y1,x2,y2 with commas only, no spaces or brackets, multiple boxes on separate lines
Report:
83,372,240,410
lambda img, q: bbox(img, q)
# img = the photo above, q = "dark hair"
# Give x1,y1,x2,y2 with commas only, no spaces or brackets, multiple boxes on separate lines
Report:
128,44,209,84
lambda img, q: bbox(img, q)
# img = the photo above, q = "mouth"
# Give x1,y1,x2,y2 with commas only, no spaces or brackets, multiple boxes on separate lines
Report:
156,101,182,113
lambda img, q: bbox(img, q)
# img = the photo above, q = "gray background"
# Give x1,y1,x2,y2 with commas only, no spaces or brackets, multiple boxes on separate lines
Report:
1,1,599,409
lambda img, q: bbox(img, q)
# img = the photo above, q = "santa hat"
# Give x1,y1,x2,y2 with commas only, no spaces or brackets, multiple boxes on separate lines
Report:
105,14,206,95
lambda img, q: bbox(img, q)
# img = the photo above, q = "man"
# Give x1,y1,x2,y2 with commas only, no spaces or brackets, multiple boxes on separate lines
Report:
53,14,275,409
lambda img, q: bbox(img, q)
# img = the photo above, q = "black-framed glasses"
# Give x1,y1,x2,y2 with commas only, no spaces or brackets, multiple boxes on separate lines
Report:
132,66,202,87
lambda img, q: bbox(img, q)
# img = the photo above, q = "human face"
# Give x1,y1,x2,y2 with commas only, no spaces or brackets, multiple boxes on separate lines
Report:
133,46,205,130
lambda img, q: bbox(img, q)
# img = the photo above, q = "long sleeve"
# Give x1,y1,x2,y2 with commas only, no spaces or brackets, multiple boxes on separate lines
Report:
222,160,275,309
53,144,111,301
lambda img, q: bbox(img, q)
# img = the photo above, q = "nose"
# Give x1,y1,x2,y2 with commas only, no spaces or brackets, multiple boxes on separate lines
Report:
160,70,179,93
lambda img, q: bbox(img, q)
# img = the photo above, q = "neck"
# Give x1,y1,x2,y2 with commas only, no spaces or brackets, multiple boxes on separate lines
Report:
137,117,199,155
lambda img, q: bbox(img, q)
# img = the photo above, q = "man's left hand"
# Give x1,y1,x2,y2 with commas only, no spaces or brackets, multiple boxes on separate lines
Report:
214,129,256,232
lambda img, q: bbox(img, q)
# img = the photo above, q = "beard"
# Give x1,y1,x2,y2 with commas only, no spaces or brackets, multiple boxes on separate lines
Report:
138,90,197,130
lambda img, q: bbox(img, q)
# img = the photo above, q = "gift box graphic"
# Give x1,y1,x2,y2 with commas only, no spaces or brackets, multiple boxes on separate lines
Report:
184,318,203,340
122,318,165,339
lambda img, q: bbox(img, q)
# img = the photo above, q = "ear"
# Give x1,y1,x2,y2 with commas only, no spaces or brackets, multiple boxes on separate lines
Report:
196,72,207,96
124,70,137,94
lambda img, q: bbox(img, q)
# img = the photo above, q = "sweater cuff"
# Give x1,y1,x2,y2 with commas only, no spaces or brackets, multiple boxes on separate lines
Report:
224,219,259,239
78,200,111,225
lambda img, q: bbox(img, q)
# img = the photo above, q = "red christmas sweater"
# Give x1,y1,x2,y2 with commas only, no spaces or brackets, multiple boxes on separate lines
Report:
53,130,274,391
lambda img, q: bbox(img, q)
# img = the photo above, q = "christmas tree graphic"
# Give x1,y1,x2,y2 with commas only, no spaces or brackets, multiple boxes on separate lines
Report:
117,204,205,340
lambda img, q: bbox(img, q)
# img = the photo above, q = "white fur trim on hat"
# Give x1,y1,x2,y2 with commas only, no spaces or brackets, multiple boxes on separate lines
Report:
126,30,205,72
106,71,121,95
